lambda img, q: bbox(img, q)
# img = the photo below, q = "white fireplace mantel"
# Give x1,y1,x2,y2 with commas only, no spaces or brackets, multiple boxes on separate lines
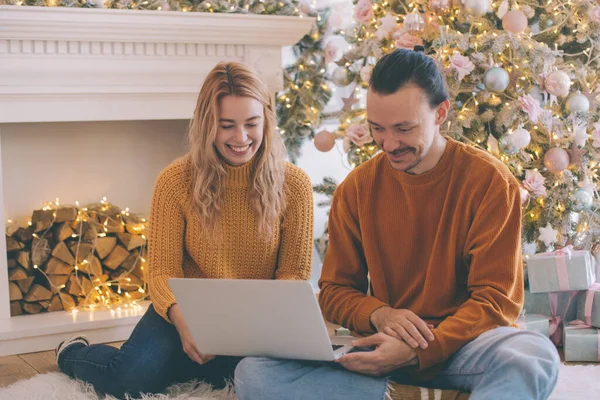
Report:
0,5,314,123
0,6,313,356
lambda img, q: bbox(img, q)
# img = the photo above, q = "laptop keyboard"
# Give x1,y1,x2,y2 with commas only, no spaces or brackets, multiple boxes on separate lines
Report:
332,345,344,350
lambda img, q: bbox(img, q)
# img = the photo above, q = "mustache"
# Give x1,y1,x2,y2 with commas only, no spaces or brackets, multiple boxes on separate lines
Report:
388,147,415,155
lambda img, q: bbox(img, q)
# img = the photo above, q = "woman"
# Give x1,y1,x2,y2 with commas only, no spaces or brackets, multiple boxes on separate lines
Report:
55,62,314,398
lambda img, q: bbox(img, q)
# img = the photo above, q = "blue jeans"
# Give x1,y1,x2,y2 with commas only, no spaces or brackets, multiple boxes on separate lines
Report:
235,327,560,400
58,305,241,399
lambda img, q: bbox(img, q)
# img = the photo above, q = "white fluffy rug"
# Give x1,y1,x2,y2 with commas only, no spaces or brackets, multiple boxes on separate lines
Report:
0,363,598,399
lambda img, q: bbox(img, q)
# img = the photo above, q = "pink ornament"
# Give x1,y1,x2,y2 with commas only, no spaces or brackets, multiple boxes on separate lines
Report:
346,123,373,147
589,6,600,23
502,10,528,34
314,130,336,152
360,65,373,83
519,94,543,123
450,53,475,81
519,185,530,205
592,122,600,148
430,0,450,12
323,41,338,64
523,170,547,197
353,0,374,24
393,31,423,50
544,148,570,173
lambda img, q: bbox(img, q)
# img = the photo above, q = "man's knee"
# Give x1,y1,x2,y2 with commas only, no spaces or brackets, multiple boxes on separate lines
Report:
495,332,560,396
235,357,283,400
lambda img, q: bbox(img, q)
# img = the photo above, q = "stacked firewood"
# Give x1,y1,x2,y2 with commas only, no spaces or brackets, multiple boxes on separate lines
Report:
7,201,148,316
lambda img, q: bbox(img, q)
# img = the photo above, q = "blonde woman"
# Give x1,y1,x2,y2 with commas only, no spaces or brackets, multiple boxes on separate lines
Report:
55,62,314,398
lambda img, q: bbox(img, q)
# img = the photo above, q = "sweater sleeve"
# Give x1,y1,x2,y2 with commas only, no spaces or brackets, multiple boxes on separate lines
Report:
318,180,389,334
147,165,186,323
415,177,524,370
275,165,314,281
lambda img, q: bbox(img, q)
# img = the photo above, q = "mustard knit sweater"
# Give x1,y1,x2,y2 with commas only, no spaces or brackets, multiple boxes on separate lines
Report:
148,156,314,322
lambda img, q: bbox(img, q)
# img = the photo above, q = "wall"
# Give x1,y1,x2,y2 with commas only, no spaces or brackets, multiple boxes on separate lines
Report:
0,120,188,225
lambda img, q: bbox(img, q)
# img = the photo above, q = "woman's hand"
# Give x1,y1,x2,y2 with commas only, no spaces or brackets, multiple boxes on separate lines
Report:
168,304,215,364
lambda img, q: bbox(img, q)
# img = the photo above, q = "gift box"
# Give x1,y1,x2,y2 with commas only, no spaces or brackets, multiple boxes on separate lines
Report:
517,314,550,337
577,284,600,328
522,289,578,346
527,247,595,293
563,325,600,362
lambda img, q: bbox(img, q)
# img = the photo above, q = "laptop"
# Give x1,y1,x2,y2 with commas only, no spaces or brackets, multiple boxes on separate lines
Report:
168,278,354,361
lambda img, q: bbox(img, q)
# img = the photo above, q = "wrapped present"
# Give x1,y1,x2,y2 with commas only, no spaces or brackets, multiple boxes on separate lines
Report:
563,323,600,362
577,283,600,328
517,314,550,337
527,246,595,293
523,289,578,346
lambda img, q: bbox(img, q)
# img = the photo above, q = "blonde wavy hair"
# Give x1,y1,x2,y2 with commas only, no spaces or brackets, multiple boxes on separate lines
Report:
187,62,287,233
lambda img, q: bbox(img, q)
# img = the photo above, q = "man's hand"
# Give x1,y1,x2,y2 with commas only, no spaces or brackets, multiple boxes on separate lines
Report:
337,333,418,376
168,304,216,365
370,307,435,349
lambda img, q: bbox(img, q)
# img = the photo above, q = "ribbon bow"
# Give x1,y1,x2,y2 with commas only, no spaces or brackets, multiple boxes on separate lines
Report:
548,291,577,347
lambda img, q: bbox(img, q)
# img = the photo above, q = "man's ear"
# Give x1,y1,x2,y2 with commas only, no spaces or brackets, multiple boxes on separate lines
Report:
435,99,450,125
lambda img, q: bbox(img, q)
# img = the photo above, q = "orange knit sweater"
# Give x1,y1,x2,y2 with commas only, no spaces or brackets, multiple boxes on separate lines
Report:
318,138,524,377
148,156,314,322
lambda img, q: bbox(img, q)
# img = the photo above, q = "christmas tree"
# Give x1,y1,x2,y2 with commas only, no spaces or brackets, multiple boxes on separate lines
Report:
312,0,600,256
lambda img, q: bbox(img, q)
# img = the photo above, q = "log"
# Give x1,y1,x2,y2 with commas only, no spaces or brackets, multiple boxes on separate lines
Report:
55,206,78,223
96,237,117,260
31,209,54,232
6,224,19,237
80,256,102,277
16,277,34,293
69,242,94,264
59,293,77,310
52,242,76,265
7,257,17,269
23,302,43,314
17,251,31,270
10,301,22,316
91,274,109,285
39,300,51,310
24,284,53,302
14,226,34,243
48,295,64,312
48,275,69,293
8,266,28,281
103,245,130,270
31,237,52,267
117,233,146,251
121,250,141,273
83,224,99,242
67,275,94,296
45,257,74,275
55,223,75,243
125,290,146,300
99,215,125,234
121,273,144,288
6,236,24,253
9,282,23,301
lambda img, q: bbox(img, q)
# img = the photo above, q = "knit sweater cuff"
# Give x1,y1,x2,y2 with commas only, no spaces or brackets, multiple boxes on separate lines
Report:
415,333,445,370
355,296,389,334
149,276,177,324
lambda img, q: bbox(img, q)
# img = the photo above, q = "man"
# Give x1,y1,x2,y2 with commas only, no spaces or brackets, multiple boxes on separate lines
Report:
234,49,559,400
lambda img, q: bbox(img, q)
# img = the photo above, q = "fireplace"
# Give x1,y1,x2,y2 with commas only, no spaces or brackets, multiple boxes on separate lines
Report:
0,5,312,356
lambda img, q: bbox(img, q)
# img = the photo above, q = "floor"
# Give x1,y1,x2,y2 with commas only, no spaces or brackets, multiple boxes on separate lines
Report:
0,342,123,388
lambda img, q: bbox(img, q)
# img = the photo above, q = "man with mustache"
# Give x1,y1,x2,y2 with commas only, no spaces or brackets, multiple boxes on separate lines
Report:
235,48,560,400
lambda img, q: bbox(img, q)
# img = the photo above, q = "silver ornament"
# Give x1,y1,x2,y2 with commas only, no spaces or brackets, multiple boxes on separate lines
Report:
463,0,490,17
483,67,510,93
500,135,519,155
565,91,590,114
570,188,594,212
331,66,352,87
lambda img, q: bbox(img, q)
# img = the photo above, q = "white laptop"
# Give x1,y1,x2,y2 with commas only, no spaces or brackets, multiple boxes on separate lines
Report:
168,278,354,361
